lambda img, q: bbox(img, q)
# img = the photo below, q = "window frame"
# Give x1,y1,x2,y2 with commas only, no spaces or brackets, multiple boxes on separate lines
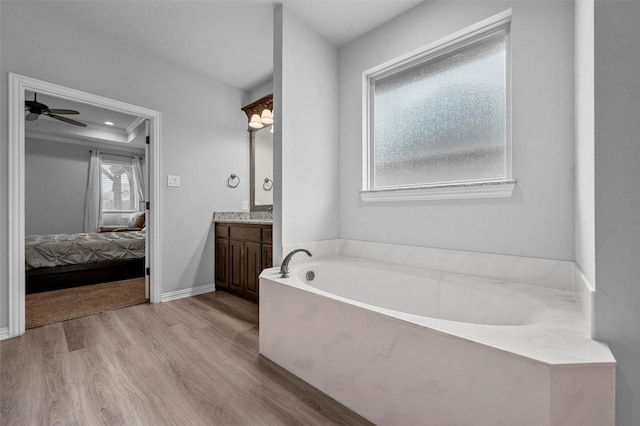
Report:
100,154,141,214
361,10,515,202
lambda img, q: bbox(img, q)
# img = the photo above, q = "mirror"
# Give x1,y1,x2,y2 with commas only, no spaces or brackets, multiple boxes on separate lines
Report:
250,126,273,210
242,94,273,211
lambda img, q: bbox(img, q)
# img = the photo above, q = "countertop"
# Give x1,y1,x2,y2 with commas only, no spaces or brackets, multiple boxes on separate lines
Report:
213,211,273,225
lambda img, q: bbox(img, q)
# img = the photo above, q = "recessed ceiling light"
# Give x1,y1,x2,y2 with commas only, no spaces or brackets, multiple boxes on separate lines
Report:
104,121,114,126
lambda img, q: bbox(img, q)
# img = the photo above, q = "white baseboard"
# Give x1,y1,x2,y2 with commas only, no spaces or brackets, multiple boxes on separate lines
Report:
0,327,10,341
160,283,215,302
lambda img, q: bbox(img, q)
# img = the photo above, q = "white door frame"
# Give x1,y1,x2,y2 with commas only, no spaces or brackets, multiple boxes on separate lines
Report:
8,73,162,338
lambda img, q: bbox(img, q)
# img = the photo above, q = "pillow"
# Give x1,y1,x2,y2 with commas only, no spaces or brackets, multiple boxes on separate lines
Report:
127,212,145,228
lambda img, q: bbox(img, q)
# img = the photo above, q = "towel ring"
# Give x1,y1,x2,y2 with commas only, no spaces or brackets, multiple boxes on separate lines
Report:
227,174,240,188
263,178,273,191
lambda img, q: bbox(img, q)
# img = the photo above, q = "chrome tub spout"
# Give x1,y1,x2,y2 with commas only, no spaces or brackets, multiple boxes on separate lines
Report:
280,249,312,278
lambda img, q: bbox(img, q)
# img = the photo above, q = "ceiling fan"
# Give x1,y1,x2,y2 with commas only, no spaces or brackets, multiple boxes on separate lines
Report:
25,93,87,127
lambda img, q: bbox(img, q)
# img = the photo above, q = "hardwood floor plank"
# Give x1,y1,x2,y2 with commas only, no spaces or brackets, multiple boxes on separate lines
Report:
153,297,213,331
181,293,258,333
180,323,363,425
110,342,216,425
56,346,110,425
1,291,373,426
1,328,49,425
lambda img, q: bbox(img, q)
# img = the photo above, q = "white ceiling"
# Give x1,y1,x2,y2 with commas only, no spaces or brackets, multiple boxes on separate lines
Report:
25,91,147,151
35,0,423,92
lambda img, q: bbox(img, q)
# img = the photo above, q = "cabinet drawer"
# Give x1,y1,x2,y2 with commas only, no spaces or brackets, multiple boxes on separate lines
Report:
229,226,261,242
215,224,229,238
263,227,272,244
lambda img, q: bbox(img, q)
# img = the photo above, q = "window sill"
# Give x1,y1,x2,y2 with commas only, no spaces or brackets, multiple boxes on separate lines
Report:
360,179,516,202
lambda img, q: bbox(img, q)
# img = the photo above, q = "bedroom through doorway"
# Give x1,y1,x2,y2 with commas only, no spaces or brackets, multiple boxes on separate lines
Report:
8,73,161,337
24,93,150,328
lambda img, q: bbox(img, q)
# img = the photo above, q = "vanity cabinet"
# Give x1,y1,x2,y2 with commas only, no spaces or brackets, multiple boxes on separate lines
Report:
215,222,272,302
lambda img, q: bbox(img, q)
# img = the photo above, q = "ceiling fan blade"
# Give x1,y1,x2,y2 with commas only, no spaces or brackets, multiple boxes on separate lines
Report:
46,113,87,127
46,109,80,115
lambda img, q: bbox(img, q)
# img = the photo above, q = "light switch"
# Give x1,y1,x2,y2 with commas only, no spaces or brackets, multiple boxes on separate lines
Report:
167,175,181,187
242,201,249,211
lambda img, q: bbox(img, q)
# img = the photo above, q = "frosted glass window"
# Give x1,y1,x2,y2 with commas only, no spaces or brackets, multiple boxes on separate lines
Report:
366,25,510,191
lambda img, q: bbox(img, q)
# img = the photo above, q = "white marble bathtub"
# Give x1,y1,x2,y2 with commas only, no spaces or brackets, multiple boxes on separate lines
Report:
295,258,552,326
259,242,616,426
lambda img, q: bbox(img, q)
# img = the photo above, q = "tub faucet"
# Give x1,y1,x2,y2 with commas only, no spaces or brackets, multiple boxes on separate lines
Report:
280,249,312,278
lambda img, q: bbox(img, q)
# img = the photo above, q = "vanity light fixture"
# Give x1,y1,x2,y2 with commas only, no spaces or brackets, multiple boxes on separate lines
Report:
249,110,273,128
241,93,273,131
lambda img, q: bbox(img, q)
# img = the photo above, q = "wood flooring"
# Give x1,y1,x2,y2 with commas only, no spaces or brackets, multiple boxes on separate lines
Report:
1,291,372,426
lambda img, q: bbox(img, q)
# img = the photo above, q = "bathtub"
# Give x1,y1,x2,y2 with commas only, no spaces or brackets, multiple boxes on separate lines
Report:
259,254,615,426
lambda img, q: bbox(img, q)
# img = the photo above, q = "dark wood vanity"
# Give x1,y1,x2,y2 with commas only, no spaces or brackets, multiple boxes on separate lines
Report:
215,221,272,303
215,94,274,303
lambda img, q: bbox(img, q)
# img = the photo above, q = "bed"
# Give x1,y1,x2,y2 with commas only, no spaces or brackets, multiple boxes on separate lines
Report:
25,230,146,294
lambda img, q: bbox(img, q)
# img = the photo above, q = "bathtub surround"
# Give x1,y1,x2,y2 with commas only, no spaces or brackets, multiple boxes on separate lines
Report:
284,240,576,292
284,240,595,339
262,239,615,425
284,239,598,338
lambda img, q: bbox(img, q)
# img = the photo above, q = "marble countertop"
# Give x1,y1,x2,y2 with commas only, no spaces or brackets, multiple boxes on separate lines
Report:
213,211,273,225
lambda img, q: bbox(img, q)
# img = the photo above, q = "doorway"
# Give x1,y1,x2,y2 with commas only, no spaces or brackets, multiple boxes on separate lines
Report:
8,73,162,338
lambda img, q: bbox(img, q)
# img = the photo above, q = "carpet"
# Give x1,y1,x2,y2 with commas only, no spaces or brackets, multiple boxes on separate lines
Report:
26,278,147,329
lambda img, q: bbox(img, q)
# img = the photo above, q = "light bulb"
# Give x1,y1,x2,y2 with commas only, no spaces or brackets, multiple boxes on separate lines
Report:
249,113,264,129
260,109,273,125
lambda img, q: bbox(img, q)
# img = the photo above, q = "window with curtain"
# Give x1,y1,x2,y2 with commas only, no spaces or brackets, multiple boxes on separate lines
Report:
100,154,140,213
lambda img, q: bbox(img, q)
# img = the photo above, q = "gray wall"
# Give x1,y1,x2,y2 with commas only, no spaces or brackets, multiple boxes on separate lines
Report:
337,1,575,261
244,81,273,108
25,138,90,235
0,2,249,327
594,2,640,424
273,5,339,263
25,138,145,235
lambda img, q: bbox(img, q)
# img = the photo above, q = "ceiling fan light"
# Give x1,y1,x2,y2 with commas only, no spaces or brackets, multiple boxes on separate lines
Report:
25,112,39,121
249,113,264,129
260,109,273,125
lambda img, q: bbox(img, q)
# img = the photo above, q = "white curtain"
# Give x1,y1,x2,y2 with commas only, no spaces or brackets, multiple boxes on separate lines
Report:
83,151,103,232
132,156,145,210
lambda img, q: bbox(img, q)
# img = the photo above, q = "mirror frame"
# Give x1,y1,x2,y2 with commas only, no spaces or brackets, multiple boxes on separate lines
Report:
242,94,273,212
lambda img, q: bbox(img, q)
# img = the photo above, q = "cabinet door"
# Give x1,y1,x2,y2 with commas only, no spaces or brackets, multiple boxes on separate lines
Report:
215,238,229,289
262,244,273,269
229,240,244,292
244,242,262,300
